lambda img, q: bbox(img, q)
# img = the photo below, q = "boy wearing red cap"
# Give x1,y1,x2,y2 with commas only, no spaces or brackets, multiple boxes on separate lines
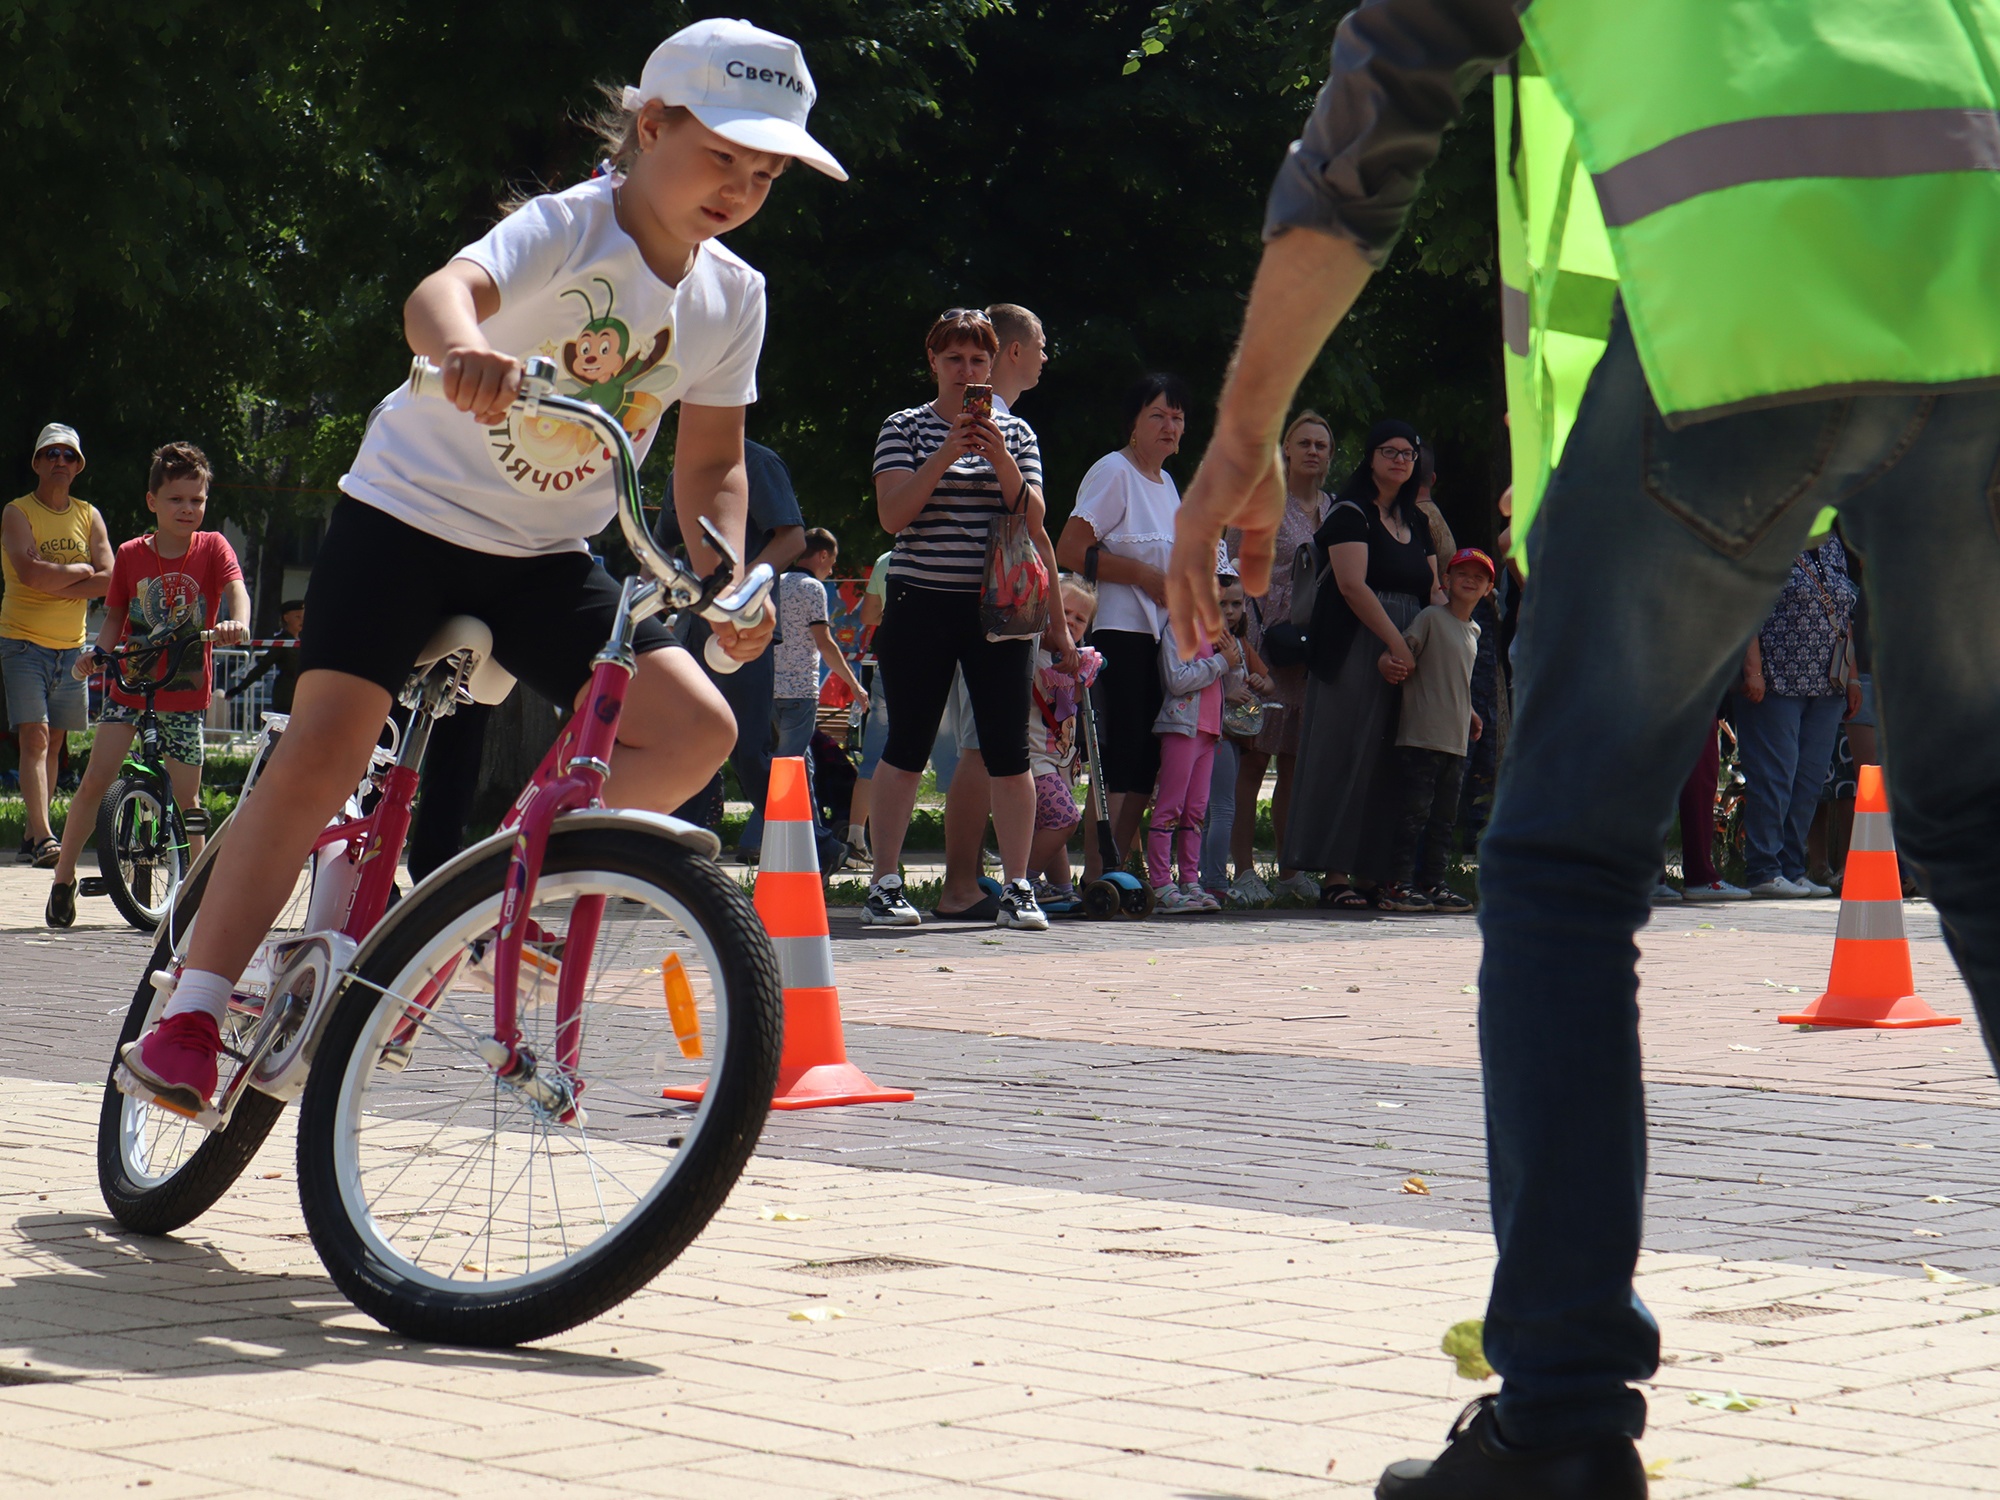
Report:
1378,547,1494,912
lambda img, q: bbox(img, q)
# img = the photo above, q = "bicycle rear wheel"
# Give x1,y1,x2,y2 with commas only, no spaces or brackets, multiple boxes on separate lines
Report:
295,825,782,1347
97,774,188,933
97,815,302,1232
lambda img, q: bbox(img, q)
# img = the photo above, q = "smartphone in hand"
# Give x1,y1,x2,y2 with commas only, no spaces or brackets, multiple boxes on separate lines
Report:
962,383,994,421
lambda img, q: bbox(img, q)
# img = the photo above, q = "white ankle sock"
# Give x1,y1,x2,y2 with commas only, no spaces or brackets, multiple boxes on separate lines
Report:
162,969,233,1025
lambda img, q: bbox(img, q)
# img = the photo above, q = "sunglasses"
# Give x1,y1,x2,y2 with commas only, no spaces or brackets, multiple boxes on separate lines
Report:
938,307,992,324
1376,445,1418,462
37,447,80,463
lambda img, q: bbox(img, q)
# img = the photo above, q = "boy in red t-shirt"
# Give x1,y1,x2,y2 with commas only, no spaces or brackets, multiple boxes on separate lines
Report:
46,442,249,926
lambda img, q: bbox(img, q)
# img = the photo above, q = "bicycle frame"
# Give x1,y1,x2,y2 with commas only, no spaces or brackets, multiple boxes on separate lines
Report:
205,356,773,1125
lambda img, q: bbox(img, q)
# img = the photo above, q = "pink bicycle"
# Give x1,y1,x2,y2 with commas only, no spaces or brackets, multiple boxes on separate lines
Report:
97,356,785,1346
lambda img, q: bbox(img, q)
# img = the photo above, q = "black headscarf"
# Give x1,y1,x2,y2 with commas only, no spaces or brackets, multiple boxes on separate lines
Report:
1333,418,1424,524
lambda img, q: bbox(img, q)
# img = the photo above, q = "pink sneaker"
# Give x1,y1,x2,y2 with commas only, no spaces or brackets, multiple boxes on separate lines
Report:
116,1013,224,1129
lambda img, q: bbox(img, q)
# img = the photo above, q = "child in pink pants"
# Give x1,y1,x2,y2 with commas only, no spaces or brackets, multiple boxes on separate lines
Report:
1148,609,1247,912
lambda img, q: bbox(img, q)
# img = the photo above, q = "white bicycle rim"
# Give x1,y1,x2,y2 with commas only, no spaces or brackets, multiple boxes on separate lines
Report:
327,870,733,1297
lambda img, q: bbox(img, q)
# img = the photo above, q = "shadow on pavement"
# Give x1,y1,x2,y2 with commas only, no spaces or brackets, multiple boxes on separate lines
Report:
1,1210,662,1379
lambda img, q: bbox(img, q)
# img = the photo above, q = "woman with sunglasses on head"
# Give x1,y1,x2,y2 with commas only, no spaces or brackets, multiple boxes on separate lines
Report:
863,309,1071,930
1283,419,1443,907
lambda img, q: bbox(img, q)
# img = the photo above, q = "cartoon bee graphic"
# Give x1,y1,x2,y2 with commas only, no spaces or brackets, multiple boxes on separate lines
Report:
560,278,674,439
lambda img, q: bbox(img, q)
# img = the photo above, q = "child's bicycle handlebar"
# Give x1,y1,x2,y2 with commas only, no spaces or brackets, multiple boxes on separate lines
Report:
88,628,223,698
406,356,774,674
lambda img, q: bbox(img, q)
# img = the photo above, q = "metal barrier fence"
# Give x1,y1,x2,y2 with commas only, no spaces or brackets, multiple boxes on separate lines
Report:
83,643,288,749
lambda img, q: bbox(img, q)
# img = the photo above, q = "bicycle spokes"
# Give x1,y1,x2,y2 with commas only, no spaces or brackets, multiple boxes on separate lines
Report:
328,872,732,1290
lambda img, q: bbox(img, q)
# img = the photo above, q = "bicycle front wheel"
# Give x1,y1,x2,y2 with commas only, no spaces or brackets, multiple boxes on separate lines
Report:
295,825,783,1347
97,774,188,932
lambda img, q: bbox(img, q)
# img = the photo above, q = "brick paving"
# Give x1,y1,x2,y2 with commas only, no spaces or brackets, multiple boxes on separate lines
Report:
5,863,2000,1494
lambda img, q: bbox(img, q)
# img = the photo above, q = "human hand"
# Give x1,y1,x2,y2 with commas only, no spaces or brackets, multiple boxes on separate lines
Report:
1742,668,1766,704
1168,437,1283,658
712,601,776,663
1845,680,1862,720
1378,643,1415,685
1248,671,1272,695
441,346,524,427
1470,709,1483,742
213,619,249,646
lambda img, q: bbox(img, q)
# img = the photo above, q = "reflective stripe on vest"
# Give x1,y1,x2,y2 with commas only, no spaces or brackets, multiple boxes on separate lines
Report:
1520,1,2000,425
1495,44,1617,570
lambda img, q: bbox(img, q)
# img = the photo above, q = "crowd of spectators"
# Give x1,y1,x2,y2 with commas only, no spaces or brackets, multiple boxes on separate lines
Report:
646,302,1878,930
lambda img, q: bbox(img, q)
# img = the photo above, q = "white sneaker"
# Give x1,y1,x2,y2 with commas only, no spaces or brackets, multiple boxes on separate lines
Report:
1272,872,1320,903
1228,871,1274,906
1153,883,1199,914
1681,879,1750,902
996,879,1049,931
1797,876,1833,898
1184,883,1222,912
1749,877,1807,899
861,874,922,926
1650,881,1685,905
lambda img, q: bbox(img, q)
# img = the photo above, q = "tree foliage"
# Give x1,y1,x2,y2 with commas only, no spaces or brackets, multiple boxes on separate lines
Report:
1,0,1506,610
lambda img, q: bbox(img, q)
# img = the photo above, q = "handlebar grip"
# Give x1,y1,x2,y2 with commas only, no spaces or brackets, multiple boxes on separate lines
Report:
702,634,742,676
408,357,449,400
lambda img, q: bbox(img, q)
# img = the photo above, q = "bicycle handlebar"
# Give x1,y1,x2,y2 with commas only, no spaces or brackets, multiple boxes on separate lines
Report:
89,627,224,697
406,357,774,673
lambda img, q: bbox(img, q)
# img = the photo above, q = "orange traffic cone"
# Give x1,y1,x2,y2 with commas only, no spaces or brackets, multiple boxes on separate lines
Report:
665,757,914,1110
1778,764,1959,1030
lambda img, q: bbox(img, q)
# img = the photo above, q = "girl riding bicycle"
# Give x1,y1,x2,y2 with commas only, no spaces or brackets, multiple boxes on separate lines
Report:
119,19,847,1122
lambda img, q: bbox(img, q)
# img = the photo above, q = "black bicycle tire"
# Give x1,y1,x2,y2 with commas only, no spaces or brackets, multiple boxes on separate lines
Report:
96,826,287,1234
96,774,183,934
295,826,783,1347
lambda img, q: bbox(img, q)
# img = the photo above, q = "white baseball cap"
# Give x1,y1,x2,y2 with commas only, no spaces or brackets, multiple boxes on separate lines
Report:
623,19,847,182
34,423,82,458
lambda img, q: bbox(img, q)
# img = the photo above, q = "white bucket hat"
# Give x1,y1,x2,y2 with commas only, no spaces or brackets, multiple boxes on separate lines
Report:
623,19,847,182
34,423,82,458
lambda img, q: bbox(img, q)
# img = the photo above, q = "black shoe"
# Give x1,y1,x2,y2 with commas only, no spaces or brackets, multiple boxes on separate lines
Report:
1376,882,1435,913
1428,885,1474,913
1377,1396,1646,1498
46,880,76,929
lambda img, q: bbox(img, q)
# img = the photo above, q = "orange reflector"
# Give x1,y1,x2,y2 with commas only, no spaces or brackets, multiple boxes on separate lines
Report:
661,952,703,1059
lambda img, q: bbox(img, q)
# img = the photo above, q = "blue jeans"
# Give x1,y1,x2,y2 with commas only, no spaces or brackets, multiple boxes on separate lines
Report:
743,696,821,854
1479,303,2000,1447
1732,691,1845,885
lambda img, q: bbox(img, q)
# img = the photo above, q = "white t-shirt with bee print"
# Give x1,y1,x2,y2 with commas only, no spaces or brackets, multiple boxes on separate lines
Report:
340,174,765,557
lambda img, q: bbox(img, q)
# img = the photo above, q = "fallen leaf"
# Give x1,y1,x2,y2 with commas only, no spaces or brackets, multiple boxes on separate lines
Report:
1459,984,1476,994
260,1172,283,1180
1944,1046,1958,1052
1899,1142,1935,1150
1761,978,1779,988
1728,1045,1762,1053
1146,957,1158,965
759,1206,811,1222
1688,1390,1762,1412
1697,922,1715,929
788,1306,847,1323
1914,1229,1944,1238
1924,1195,1956,1204
1786,986,1801,993
1402,1176,1430,1196
1375,1101,1404,1109
1440,1319,1492,1380
1325,1457,1338,1474
935,966,953,973
1922,1262,1968,1284
1348,985,1361,993
461,1262,481,1273
1299,984,1319,991
1645,1458,1674,1479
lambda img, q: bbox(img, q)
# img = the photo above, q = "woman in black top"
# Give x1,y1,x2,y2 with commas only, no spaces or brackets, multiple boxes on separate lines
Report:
1282,418,1442,901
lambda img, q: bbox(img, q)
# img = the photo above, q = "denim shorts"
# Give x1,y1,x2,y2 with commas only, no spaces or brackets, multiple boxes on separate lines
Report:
0,636,87,731
97,702,206,766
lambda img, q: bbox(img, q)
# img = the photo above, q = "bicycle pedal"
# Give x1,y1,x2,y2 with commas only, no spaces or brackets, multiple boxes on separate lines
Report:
78,877,109,897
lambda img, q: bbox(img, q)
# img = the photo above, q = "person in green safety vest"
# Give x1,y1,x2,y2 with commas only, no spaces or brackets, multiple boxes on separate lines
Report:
1169,3,2000,1496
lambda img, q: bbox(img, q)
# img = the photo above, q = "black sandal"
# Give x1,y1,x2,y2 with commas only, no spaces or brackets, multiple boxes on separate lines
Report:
1318,884,1373,910
29,837,61,870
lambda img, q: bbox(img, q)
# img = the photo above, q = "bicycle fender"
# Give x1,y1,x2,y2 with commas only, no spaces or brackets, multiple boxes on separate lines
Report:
340,810,723,985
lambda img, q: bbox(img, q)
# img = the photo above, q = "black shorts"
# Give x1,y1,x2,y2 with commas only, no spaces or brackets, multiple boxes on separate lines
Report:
873,580,1034,779
300,497,677,703
1091,628,1166,795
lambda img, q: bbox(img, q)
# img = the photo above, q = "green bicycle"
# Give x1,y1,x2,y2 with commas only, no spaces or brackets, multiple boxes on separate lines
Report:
81,628,219,932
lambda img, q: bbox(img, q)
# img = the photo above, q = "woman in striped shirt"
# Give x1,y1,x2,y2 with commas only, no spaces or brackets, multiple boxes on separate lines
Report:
863,308,1072,929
